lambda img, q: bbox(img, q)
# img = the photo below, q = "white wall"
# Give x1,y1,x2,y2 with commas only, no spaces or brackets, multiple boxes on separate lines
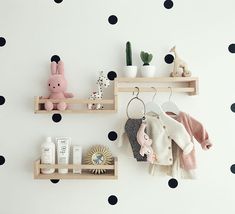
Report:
0,0,235,213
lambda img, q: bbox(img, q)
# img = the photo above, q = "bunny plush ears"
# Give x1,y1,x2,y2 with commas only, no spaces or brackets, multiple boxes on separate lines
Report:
51,61,64,75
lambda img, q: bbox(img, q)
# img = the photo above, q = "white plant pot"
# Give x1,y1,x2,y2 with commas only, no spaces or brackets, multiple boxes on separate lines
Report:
123,66,138,78
140,65,156,77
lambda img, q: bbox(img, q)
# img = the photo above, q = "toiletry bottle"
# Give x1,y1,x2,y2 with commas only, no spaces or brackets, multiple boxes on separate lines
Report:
73,145,82,174
41,137,55,174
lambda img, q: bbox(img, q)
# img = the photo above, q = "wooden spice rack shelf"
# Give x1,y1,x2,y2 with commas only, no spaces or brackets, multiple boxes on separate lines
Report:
34,77,198,114
116,77,199,96
34,157,118,180
34,97,117,114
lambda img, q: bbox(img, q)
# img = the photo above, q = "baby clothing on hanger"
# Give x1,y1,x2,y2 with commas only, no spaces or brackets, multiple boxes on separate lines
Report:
146,110,193,167
119,118,147,161
150,111,212,179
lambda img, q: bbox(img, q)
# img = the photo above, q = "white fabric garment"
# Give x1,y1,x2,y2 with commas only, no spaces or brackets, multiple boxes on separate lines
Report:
146,111,193,166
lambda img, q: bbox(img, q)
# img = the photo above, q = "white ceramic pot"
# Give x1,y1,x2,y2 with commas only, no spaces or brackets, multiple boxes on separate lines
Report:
140,65,155,77
123,66,138,78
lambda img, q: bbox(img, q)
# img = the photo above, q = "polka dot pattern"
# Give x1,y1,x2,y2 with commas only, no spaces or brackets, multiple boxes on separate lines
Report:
108,15,118,25
107,71,117,80
231,103,235,112
228,44,235,53
50,179,60,183
0,96,5,105
108,195,118,205
164,54,174,64
168,178,178,188
51,55,61,63
54,0,63,3
0,37,6,47
0,156,5,165
52,113,62,123
164,0,174,9
230,164,235,174
108,131,118,141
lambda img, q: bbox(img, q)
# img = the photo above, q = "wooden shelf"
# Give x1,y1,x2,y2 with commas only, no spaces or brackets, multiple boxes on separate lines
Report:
34,77,198,114
116,77,199,96
34,157,118,180
34,97,117,114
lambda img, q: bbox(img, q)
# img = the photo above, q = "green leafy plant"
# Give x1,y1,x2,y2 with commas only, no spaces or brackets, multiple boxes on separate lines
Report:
140,51,153,66
126,41,132,66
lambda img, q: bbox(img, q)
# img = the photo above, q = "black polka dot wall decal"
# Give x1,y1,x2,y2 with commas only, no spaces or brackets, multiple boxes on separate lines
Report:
230,164,235,174
168,178,178,188
164,0,174,9
54,0,63,3
230,103,235,112
108,195,118,205
228,44,235,53
107,71,117,80
108,15,118,25
0,156,5,165
0,37,6,47
0,96,5,105
164,54,174,64
50,55,60,63
52,113,62,123
108,131,118,141
50,179,60,183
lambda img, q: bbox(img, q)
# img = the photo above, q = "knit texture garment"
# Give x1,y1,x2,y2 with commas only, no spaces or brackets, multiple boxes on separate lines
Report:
125,118,147,161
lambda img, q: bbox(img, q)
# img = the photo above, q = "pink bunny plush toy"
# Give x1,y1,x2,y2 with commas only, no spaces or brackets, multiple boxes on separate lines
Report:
43,61,74,111
137,122,157,164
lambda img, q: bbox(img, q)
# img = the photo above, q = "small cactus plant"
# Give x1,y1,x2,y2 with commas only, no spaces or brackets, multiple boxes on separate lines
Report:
126,41,132,66
140,51,153,66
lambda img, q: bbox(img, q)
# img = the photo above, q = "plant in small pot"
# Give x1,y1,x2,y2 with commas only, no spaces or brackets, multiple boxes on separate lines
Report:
123,41,138,78
140,51,155,77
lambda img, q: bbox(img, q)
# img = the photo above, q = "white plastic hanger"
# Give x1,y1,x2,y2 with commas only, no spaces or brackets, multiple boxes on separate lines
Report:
161,87,180,116
145,87,163,114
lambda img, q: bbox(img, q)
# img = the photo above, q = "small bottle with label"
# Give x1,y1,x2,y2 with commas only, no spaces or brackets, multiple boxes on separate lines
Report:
40,137,55,174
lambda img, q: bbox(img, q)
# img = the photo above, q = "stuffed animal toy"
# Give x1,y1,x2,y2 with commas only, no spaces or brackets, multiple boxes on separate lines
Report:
136,122,156,164
169,46,192,77
42,61,74,111
88,71,110,110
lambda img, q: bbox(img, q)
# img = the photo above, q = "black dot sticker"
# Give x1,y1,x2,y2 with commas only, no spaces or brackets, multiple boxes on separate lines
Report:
164,54,174,64
107,71,117,80
52,114,62,123
50,179,60,183
54,0,63,3
0,156,5,165
230,164,235,174
108,15,118,25
164,0,174,9
228,44,235,53
108,131,118,141
108,195,118,205
168,178,178,188
230,103,235,112
50,55,61,63
0,37,6,47
0,96,5,105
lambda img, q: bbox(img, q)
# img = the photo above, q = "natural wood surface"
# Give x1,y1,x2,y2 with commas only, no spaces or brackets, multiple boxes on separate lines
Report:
34,157,118,180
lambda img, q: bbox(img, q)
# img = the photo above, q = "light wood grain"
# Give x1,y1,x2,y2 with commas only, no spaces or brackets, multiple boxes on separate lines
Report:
34,157,118,180
117,77,198,83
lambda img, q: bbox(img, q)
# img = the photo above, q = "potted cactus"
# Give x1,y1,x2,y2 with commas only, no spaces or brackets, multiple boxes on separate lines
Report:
140,51,155,77
123,41,137,77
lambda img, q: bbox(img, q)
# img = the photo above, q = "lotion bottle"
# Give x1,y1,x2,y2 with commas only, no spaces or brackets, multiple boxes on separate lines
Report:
41,137,55,174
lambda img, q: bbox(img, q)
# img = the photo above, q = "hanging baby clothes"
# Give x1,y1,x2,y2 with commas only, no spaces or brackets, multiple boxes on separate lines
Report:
146,109,193,166
123,118,147,161
150,111,212,179
170,112,212,178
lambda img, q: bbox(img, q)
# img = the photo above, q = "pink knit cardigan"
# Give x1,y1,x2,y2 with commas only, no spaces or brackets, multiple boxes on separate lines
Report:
170,112,212,170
